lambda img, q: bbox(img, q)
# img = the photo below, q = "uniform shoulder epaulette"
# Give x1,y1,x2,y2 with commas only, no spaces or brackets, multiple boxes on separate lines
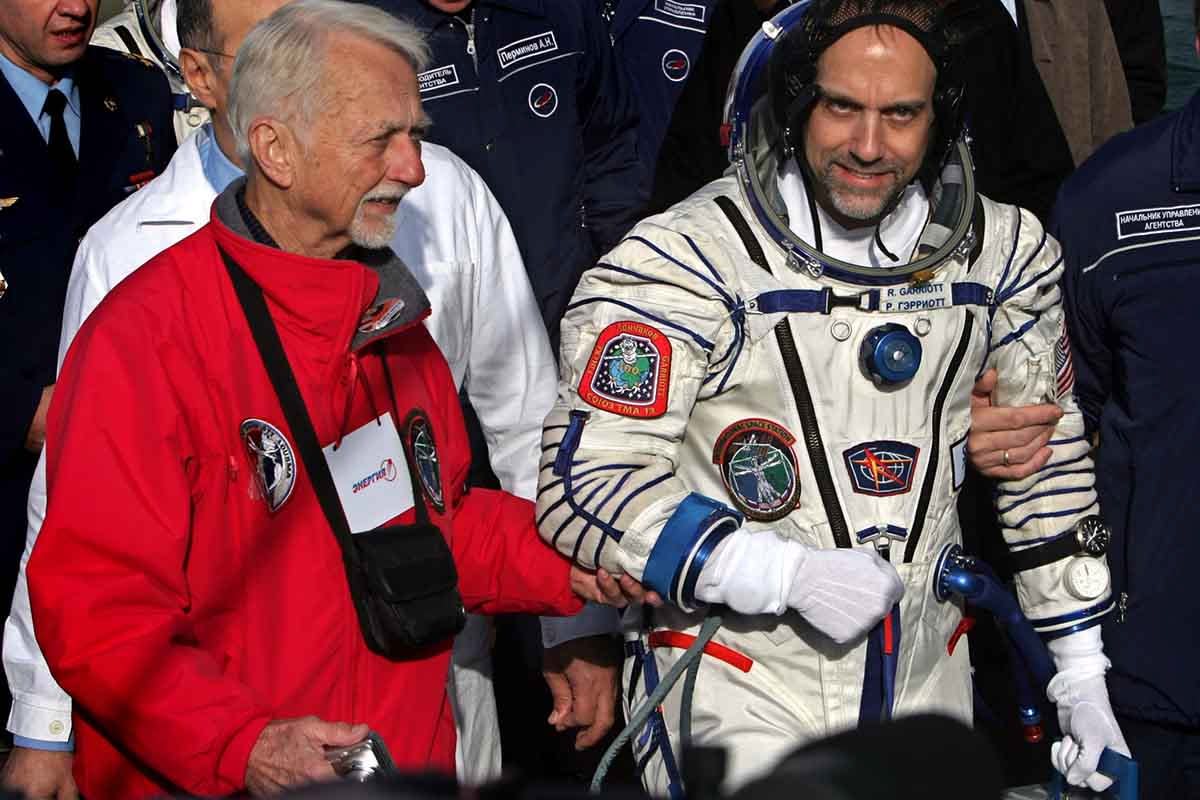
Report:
90,44,157,71
117,50,158,70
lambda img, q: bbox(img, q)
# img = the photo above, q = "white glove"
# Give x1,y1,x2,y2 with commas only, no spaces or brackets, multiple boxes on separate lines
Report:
694,529,903,644
1046,626,1131,792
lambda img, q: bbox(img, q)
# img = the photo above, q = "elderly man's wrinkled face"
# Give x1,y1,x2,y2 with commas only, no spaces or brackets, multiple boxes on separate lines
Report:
0,0,98,82
803,25,936,228
297,34,427,250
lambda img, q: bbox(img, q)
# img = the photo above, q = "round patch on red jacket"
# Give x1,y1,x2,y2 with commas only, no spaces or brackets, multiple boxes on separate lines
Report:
406,411,444,512
712,419,800,521
359,298,405,333
241,418,297,512
578,321,671,418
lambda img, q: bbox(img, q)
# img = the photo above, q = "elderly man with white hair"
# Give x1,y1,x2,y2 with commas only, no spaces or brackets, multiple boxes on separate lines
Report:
3,0,627,796
21,2,597,797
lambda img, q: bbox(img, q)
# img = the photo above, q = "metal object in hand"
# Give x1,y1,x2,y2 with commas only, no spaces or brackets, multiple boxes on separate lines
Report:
325,732,398,782
933,545,1139,800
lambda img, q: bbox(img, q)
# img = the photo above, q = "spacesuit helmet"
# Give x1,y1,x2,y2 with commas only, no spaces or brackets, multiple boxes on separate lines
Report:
131,0,183,76
768,0,966,184
724,0,977,285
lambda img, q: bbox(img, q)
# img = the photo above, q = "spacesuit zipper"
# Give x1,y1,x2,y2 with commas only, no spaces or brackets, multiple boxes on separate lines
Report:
710,194,852,549
773,327,853,548
903,311,974,563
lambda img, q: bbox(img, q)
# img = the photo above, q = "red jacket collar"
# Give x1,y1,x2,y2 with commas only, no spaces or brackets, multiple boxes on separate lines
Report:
210,209,377,361
207,185,431,362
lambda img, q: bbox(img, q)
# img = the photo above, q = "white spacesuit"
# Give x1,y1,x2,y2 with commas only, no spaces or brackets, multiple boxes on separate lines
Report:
537,1,1122,794
92,0,210,144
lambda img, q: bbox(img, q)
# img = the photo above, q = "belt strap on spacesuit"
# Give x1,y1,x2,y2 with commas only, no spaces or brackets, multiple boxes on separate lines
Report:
647,630,753,673
859,604,902,724
624,639,686,799
750,282,992,316
594,616,724,793
112,24,143,56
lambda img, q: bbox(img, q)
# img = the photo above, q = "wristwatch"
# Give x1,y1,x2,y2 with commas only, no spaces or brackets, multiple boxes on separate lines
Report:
1009,515,1111,573
1063,557,1111,601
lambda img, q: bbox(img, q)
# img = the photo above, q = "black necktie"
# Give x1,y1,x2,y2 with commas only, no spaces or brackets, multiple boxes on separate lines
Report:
42,88,77,190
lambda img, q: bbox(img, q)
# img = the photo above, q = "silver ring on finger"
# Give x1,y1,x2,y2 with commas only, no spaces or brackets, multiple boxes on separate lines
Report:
1003,450,1011,467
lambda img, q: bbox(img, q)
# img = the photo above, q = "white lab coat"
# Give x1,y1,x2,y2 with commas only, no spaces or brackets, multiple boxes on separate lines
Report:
3,126,557,784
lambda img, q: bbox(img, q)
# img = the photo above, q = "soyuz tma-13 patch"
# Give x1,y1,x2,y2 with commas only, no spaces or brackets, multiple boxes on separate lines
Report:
712,418,800,521
578,321,671,418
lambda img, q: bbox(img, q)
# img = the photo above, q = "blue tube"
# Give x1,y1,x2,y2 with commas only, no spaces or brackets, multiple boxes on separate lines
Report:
939,563,1055,689
1047,750,1139,800
934,545,1139,800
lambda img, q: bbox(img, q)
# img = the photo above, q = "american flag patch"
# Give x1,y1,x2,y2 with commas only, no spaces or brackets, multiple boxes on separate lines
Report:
1055,327,1075,400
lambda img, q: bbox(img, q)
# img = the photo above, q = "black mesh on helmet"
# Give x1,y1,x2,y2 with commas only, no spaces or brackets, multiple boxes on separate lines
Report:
803,0,956,61
768,0,972,181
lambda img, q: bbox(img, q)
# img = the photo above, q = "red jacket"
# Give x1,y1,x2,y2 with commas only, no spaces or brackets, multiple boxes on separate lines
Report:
27,207,581,798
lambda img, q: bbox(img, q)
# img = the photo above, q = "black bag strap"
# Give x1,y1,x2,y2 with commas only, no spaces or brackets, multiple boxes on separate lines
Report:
376,364,434,526
219,246,430,556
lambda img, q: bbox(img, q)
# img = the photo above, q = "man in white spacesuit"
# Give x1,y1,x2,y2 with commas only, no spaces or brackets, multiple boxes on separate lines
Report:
92,0,210,143
537,0,1129,794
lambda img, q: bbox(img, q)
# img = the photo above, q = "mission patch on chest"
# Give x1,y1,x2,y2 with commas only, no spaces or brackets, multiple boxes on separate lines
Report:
712,418,801,521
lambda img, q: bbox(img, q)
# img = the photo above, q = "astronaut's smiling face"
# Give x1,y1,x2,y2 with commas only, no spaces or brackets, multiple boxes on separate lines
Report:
803,24,936,230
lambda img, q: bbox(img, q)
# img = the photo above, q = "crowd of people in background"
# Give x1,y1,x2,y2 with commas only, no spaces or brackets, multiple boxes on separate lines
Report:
0,0,1196,798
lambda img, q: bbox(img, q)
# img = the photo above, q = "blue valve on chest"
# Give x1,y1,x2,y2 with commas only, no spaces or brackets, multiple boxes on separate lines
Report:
861,324,922,385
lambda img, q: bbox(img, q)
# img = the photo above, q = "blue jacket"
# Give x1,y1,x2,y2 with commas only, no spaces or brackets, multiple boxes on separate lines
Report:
603,0,715,174
0,44,175,610
376,0,647,332
0,46,175,462
1054,90,1200,728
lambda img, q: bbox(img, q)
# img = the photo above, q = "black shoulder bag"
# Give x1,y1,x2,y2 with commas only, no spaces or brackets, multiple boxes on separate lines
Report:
220,248,466,659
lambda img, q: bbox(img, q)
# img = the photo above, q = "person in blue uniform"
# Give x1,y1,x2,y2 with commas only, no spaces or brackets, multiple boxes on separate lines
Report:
597,0,716,176
1053,84,1200,800
366,0,646,338
0,0,176,644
